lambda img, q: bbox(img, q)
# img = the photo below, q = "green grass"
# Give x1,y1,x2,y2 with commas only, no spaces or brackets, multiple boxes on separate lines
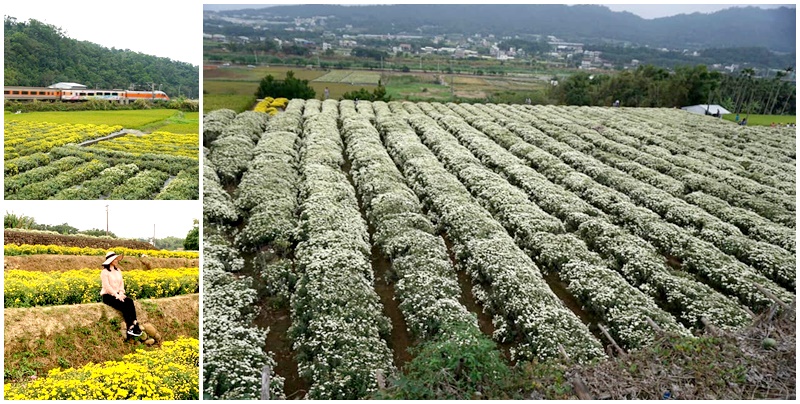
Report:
203,94,256,114
723,114,796,126
314,70,382,85
142,112,199,134
204,66,327,82
204,67,376,111
4,110,177,129
203,80,257,96
385,82,453,102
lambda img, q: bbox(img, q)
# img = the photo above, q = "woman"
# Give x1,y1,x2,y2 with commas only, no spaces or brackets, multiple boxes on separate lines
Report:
100,251,142,337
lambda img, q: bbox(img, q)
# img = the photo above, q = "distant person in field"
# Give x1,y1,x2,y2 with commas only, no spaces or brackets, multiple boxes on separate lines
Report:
613,100,620,107
735,113,740,123
324,87,330,100
100,251,142,337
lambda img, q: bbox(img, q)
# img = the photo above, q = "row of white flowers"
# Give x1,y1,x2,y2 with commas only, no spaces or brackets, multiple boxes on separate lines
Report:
440,102,750,330
291,110,395,399
208,111,269,183
202,108,237,147
491,106,795,291
622,106,795,169
408,109,689,349
508,107,796,253
584,105,796,202
235,130,300,250
339,104,480,343
374,110,605,363
202,149,238,224
515,132,791,312
547,107,795,226
303,98,322,119
453,103,792,312
593,106,793,169
265,99,305,134
203,230,285,399
355,100,376,122
684,191,795,253
524,104,794,192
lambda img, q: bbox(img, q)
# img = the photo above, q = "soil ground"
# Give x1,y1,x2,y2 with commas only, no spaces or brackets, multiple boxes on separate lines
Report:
3,254,199,272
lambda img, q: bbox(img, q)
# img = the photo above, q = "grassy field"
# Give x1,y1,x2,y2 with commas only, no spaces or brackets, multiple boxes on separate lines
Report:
723,114,796,126
203,94,256,114
204,65,327,82
203,80,259,96
4,110,178,129
203,65,375,111
314,70,382,85
202,64,553,109
152,112,199,134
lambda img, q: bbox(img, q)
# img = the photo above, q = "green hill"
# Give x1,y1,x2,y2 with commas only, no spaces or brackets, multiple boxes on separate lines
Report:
4,17,199,99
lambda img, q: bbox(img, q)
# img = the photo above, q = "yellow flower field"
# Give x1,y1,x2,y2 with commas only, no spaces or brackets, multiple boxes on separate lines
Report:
89,131,199,159
4,244,199,259
4,337,199,400
4,121,122,160
4,267,199,308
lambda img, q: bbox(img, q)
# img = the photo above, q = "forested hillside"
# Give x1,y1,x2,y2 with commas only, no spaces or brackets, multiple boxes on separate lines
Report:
4,17,199,99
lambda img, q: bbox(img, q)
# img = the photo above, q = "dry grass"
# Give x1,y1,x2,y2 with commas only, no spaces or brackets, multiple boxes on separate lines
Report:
3,255,198,272
571,304,796,400
4,294,199,382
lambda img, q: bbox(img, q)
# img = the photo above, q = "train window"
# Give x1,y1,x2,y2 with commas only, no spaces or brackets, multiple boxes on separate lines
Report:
22,91,29,95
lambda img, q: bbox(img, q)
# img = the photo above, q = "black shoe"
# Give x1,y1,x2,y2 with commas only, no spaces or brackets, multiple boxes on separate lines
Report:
127,324,142,337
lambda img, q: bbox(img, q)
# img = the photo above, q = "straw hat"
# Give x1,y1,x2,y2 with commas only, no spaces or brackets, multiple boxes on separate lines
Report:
102,251,123,266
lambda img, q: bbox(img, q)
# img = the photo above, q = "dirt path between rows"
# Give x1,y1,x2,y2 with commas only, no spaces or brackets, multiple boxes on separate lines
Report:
4,255,198,272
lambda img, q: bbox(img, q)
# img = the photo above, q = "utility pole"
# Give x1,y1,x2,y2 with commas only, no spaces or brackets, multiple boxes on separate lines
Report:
105,205,109,236
153,224,156,248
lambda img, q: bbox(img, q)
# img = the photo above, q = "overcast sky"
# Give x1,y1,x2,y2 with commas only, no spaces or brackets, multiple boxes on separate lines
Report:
203,1,795,19
4,201,199,239
4,1,201,65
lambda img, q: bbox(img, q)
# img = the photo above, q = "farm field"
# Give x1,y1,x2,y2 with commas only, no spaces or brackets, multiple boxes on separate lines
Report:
722,113,796,126
202,100,795,399
4,111,199,200
314,70,382,85
3,230,200,399
203,66,376,112
4,109,186,129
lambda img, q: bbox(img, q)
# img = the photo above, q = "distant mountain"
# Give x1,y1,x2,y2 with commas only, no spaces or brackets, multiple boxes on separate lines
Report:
217,4,795,53
4,17,199,98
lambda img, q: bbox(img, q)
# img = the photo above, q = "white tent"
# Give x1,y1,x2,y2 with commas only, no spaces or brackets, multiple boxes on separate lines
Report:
681,104,731,115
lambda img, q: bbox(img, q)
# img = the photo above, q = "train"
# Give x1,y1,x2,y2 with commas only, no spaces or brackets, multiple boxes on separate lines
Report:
3,86,170,103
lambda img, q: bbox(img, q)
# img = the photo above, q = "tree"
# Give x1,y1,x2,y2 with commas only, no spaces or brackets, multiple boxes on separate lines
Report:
80,228,118,238
255,70,316,99
341,79,391,102
184,220,199,251
4,212,36,229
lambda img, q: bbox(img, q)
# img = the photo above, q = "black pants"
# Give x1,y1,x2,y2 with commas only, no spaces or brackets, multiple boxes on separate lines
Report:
102,294,137,330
